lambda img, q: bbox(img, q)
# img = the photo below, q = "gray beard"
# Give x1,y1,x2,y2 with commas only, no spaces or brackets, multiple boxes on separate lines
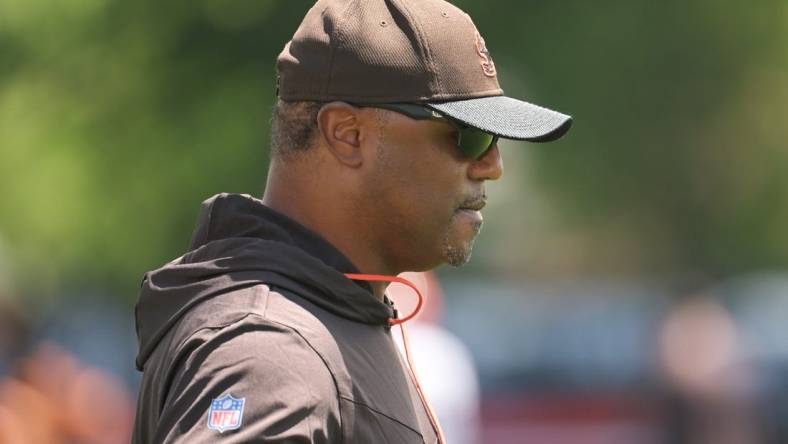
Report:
441,217,483,267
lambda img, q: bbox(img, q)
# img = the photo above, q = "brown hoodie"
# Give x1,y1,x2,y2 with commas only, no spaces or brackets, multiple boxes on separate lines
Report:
132,193,440,443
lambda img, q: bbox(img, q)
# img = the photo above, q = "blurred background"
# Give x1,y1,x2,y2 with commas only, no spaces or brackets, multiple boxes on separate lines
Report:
1,0,787,442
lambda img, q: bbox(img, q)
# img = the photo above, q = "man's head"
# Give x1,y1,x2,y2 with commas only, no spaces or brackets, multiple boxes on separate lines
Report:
269,98,499,272
265,0,571,275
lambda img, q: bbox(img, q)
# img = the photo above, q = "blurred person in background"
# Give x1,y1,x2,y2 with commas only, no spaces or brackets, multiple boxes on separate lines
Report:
0,279,133,443
131,0,571,442
0,342,134,444
658,292,762,444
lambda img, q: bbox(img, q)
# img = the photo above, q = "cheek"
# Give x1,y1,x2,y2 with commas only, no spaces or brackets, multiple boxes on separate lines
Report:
368,163,454,241
373,127,468,236
391,163,456,219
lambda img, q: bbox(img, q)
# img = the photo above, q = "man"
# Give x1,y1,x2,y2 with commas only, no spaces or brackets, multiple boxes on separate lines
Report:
132,0,571,442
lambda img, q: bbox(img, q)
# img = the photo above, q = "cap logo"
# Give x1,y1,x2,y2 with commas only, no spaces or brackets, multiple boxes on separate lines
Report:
475,32,497,77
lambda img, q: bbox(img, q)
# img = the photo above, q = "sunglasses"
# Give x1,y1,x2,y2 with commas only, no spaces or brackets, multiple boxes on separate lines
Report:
356,103,498,160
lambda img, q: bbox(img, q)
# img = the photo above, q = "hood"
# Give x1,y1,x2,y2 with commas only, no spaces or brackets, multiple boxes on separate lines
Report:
134,193,395,370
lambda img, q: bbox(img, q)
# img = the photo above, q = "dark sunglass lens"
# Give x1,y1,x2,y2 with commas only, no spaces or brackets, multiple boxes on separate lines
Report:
458,129,495,159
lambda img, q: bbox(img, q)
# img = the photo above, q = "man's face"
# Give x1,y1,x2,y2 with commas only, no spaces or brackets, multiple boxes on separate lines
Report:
361,109,503,272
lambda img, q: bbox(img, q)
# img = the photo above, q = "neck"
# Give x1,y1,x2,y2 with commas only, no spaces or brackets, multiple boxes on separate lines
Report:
263,161,394,301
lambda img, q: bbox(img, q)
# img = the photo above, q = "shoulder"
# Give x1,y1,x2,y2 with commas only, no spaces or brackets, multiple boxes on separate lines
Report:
169,283,344,366
176,311,338,395
156,306,342,443
171,284,338,391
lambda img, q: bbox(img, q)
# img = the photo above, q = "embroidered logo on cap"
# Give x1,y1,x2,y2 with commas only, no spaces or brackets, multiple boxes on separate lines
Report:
207,394,245,433
475,32,497,77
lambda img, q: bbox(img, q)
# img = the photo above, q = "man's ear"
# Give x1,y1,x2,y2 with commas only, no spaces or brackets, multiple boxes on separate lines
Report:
317,102,367,168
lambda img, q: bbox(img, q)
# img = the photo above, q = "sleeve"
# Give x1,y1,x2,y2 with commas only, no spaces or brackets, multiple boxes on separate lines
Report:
153,317,342,443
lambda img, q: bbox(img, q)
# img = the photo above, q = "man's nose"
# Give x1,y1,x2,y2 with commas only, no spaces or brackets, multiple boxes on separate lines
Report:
468,144,503,181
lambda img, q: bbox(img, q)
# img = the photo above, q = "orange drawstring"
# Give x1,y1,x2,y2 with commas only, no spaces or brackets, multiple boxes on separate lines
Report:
397,320,447,444
343,273,424,325
344,273,446,444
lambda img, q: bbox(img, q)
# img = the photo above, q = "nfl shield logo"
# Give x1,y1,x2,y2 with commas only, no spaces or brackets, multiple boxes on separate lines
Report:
207,394,245,433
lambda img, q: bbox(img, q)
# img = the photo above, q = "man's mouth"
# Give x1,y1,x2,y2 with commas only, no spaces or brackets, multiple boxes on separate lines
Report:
456,196,486,226
458,196,487,212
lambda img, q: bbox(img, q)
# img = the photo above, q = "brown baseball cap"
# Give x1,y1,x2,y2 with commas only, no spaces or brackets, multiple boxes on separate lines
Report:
276,0,571,142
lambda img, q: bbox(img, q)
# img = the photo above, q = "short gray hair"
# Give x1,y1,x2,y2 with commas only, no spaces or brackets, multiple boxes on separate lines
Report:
269,100,390,160
270,100,323,159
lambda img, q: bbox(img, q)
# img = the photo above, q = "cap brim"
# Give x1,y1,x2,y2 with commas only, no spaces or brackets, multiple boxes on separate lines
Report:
425,95,572,142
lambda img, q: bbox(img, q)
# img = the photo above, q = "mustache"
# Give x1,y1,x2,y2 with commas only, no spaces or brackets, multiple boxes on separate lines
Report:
457,194,487,211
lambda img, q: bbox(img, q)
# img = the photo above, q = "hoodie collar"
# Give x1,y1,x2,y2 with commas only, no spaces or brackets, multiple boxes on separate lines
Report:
188,193,364,280
134,193,395,370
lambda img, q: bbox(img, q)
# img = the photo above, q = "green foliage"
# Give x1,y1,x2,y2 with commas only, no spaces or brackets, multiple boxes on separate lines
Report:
0,0,310,298
471,0,788,277
0,0,786,299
